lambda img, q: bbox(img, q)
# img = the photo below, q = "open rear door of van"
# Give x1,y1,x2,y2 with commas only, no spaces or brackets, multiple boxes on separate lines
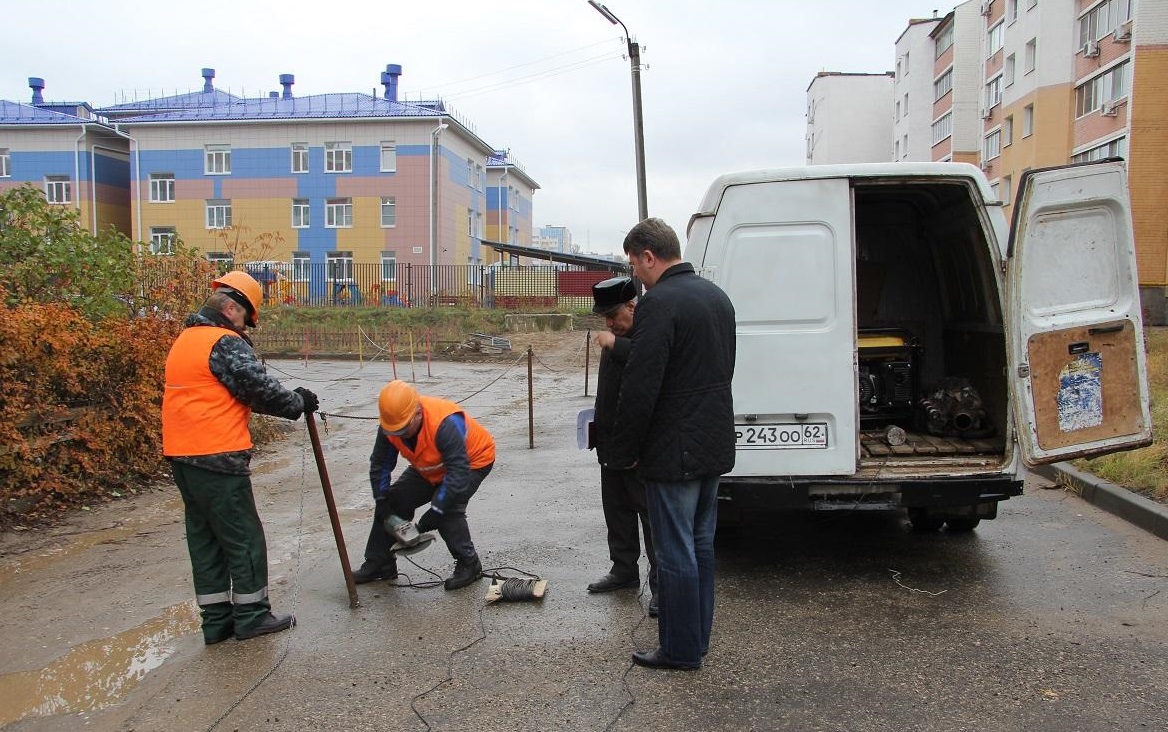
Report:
1006,160,1152,466
694,176,857,476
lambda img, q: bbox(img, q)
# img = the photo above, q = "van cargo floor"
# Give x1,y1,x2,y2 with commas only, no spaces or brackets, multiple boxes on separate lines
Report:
860,429,1004,457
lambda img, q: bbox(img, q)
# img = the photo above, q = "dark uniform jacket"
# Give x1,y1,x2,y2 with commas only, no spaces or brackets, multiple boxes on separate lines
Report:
607,262,737,482
593,322,635,466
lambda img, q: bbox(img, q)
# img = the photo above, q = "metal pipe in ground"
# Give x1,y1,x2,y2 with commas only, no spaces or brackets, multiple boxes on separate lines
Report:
528,345,534,449
304,412,359,608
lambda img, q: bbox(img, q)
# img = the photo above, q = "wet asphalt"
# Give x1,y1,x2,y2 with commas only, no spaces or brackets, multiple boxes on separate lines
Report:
2,352,1168,731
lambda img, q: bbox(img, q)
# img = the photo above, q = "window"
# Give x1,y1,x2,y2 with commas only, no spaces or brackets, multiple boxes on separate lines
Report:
325,142,352,173
1076,61,1129,117
206,251,234,270
895,100,901,119
988,21,1004,56
291,143,309,173
1000,175,1012,205
466,159,474,187
986,74,1003,109
1003,116,1014,146
934,68,953,102
895,139,901,159
205,199,232,229
325,198,352,227
0,148,9,177
903,51,910,73
467,209,474,236
326,251,353,281
1005,55,1016,87
984,130,1002,161
932,113,953,145
380,142,397,173
1024,39,1036,74
150,174,175,203
1072,135,1127,163
380,197,396,227
935,24,954,58
1007,0,1018,22
149,227,176,255
381,251,397,281
204,145,231,175
1023,104,1034,137
44,176,71,204
292,251,311,282
1079,0,1132,46
292,198,310,228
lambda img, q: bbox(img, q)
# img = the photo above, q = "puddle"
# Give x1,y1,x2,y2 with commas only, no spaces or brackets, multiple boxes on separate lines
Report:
0,600,201,725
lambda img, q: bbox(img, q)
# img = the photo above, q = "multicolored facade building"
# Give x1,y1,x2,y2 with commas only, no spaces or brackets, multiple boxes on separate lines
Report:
1,65,539,304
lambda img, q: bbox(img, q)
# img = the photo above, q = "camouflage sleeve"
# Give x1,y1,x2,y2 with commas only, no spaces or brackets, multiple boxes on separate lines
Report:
208,335,305,419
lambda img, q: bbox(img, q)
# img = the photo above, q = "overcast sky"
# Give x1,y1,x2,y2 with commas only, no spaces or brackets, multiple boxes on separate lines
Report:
1,0,946,256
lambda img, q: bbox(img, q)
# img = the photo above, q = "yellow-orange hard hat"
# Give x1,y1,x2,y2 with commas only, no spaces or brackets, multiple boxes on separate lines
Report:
379,380,420,433
211,270,263,327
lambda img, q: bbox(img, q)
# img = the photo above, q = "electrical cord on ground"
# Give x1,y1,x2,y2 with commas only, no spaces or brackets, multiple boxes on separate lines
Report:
601,569,652,732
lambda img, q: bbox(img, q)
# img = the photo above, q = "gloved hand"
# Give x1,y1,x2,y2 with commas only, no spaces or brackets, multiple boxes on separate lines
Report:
294,387,319,414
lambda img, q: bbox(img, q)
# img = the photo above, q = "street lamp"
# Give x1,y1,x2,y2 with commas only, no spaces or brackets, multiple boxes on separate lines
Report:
429,122,448,301
587,0,648,223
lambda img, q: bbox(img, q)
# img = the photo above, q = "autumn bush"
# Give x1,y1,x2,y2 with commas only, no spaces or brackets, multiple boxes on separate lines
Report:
0,186,221,525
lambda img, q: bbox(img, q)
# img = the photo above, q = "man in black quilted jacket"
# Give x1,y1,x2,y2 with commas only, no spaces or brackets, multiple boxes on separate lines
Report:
607,218,736,671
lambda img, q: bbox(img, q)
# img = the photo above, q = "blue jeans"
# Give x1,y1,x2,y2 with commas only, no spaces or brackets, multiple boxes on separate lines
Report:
644,476,718,665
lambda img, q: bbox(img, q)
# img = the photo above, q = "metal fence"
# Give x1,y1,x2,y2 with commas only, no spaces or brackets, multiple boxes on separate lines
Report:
239,262,623,310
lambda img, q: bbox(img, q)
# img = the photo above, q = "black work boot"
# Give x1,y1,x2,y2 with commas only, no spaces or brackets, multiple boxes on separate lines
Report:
352,556,398,584
444,555,482,591
235,612,295,641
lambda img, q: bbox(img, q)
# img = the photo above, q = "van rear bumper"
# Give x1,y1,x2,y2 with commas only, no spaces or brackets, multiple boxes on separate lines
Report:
719,478,1024,512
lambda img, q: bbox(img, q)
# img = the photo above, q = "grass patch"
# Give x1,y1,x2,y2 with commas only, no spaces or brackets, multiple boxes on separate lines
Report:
1075,328,1168,501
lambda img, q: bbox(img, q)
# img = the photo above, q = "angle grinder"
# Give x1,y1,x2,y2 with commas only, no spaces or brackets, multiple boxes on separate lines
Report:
385,514,436,557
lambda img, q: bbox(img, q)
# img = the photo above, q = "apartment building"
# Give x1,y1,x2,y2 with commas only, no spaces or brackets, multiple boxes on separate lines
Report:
929,3,985,166
805,72,895,164
0,66,538,303
892,17,943,161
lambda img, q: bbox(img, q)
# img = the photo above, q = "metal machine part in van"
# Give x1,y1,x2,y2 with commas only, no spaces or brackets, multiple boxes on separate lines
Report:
685,160,1151,532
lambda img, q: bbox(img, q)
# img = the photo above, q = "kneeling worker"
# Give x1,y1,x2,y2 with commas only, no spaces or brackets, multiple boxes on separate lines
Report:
355,380,495,590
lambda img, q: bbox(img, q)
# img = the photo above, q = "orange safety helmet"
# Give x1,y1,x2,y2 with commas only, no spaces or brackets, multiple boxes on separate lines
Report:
378,380,420,433
211,271,263,327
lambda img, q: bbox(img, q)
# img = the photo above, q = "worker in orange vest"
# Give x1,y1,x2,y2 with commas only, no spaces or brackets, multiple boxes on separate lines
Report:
359,380,495,590
162,270,318,644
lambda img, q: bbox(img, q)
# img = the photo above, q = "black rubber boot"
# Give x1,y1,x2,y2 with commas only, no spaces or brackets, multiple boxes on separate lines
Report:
444,555,482,591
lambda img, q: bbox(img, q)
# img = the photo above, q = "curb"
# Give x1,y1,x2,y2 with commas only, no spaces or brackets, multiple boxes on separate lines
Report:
1030,462,1168,541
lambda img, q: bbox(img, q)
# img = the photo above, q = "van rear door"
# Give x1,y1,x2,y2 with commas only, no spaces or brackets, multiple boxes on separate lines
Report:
1006,160,1152,466
692,176,857,476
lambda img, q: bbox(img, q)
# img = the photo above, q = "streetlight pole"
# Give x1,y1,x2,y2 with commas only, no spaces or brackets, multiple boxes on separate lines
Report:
587,0,648,223
429,122,448,302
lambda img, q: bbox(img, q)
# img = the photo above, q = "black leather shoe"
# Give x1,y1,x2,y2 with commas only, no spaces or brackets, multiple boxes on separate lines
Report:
235,613,295,641
444,556,482,591
648,595,659,618
352,557,398,584
587,573,639,593
632,647,699,670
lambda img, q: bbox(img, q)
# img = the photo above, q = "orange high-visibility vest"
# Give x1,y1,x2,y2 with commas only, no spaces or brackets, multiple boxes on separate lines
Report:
162,326,252,456
387,396,495,485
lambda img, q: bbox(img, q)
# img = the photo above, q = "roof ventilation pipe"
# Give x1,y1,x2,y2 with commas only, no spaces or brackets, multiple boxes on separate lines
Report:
381,64,402,101
279,74,294,100
202,68,215,93
28,77,45,104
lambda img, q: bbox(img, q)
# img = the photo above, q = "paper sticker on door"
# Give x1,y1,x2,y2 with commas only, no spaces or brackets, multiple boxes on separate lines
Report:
1057,352,1103,432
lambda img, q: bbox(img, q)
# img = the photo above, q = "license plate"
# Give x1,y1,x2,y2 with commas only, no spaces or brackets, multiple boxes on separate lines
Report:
736,423,828,449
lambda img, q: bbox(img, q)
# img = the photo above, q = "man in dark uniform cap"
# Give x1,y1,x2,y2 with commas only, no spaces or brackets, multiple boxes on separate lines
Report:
587,276,658,616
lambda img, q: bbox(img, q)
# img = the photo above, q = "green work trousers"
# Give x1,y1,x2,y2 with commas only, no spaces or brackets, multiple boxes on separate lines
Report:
172,461,272,640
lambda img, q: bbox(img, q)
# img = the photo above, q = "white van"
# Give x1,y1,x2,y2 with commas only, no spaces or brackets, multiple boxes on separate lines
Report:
684,160,1151,531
